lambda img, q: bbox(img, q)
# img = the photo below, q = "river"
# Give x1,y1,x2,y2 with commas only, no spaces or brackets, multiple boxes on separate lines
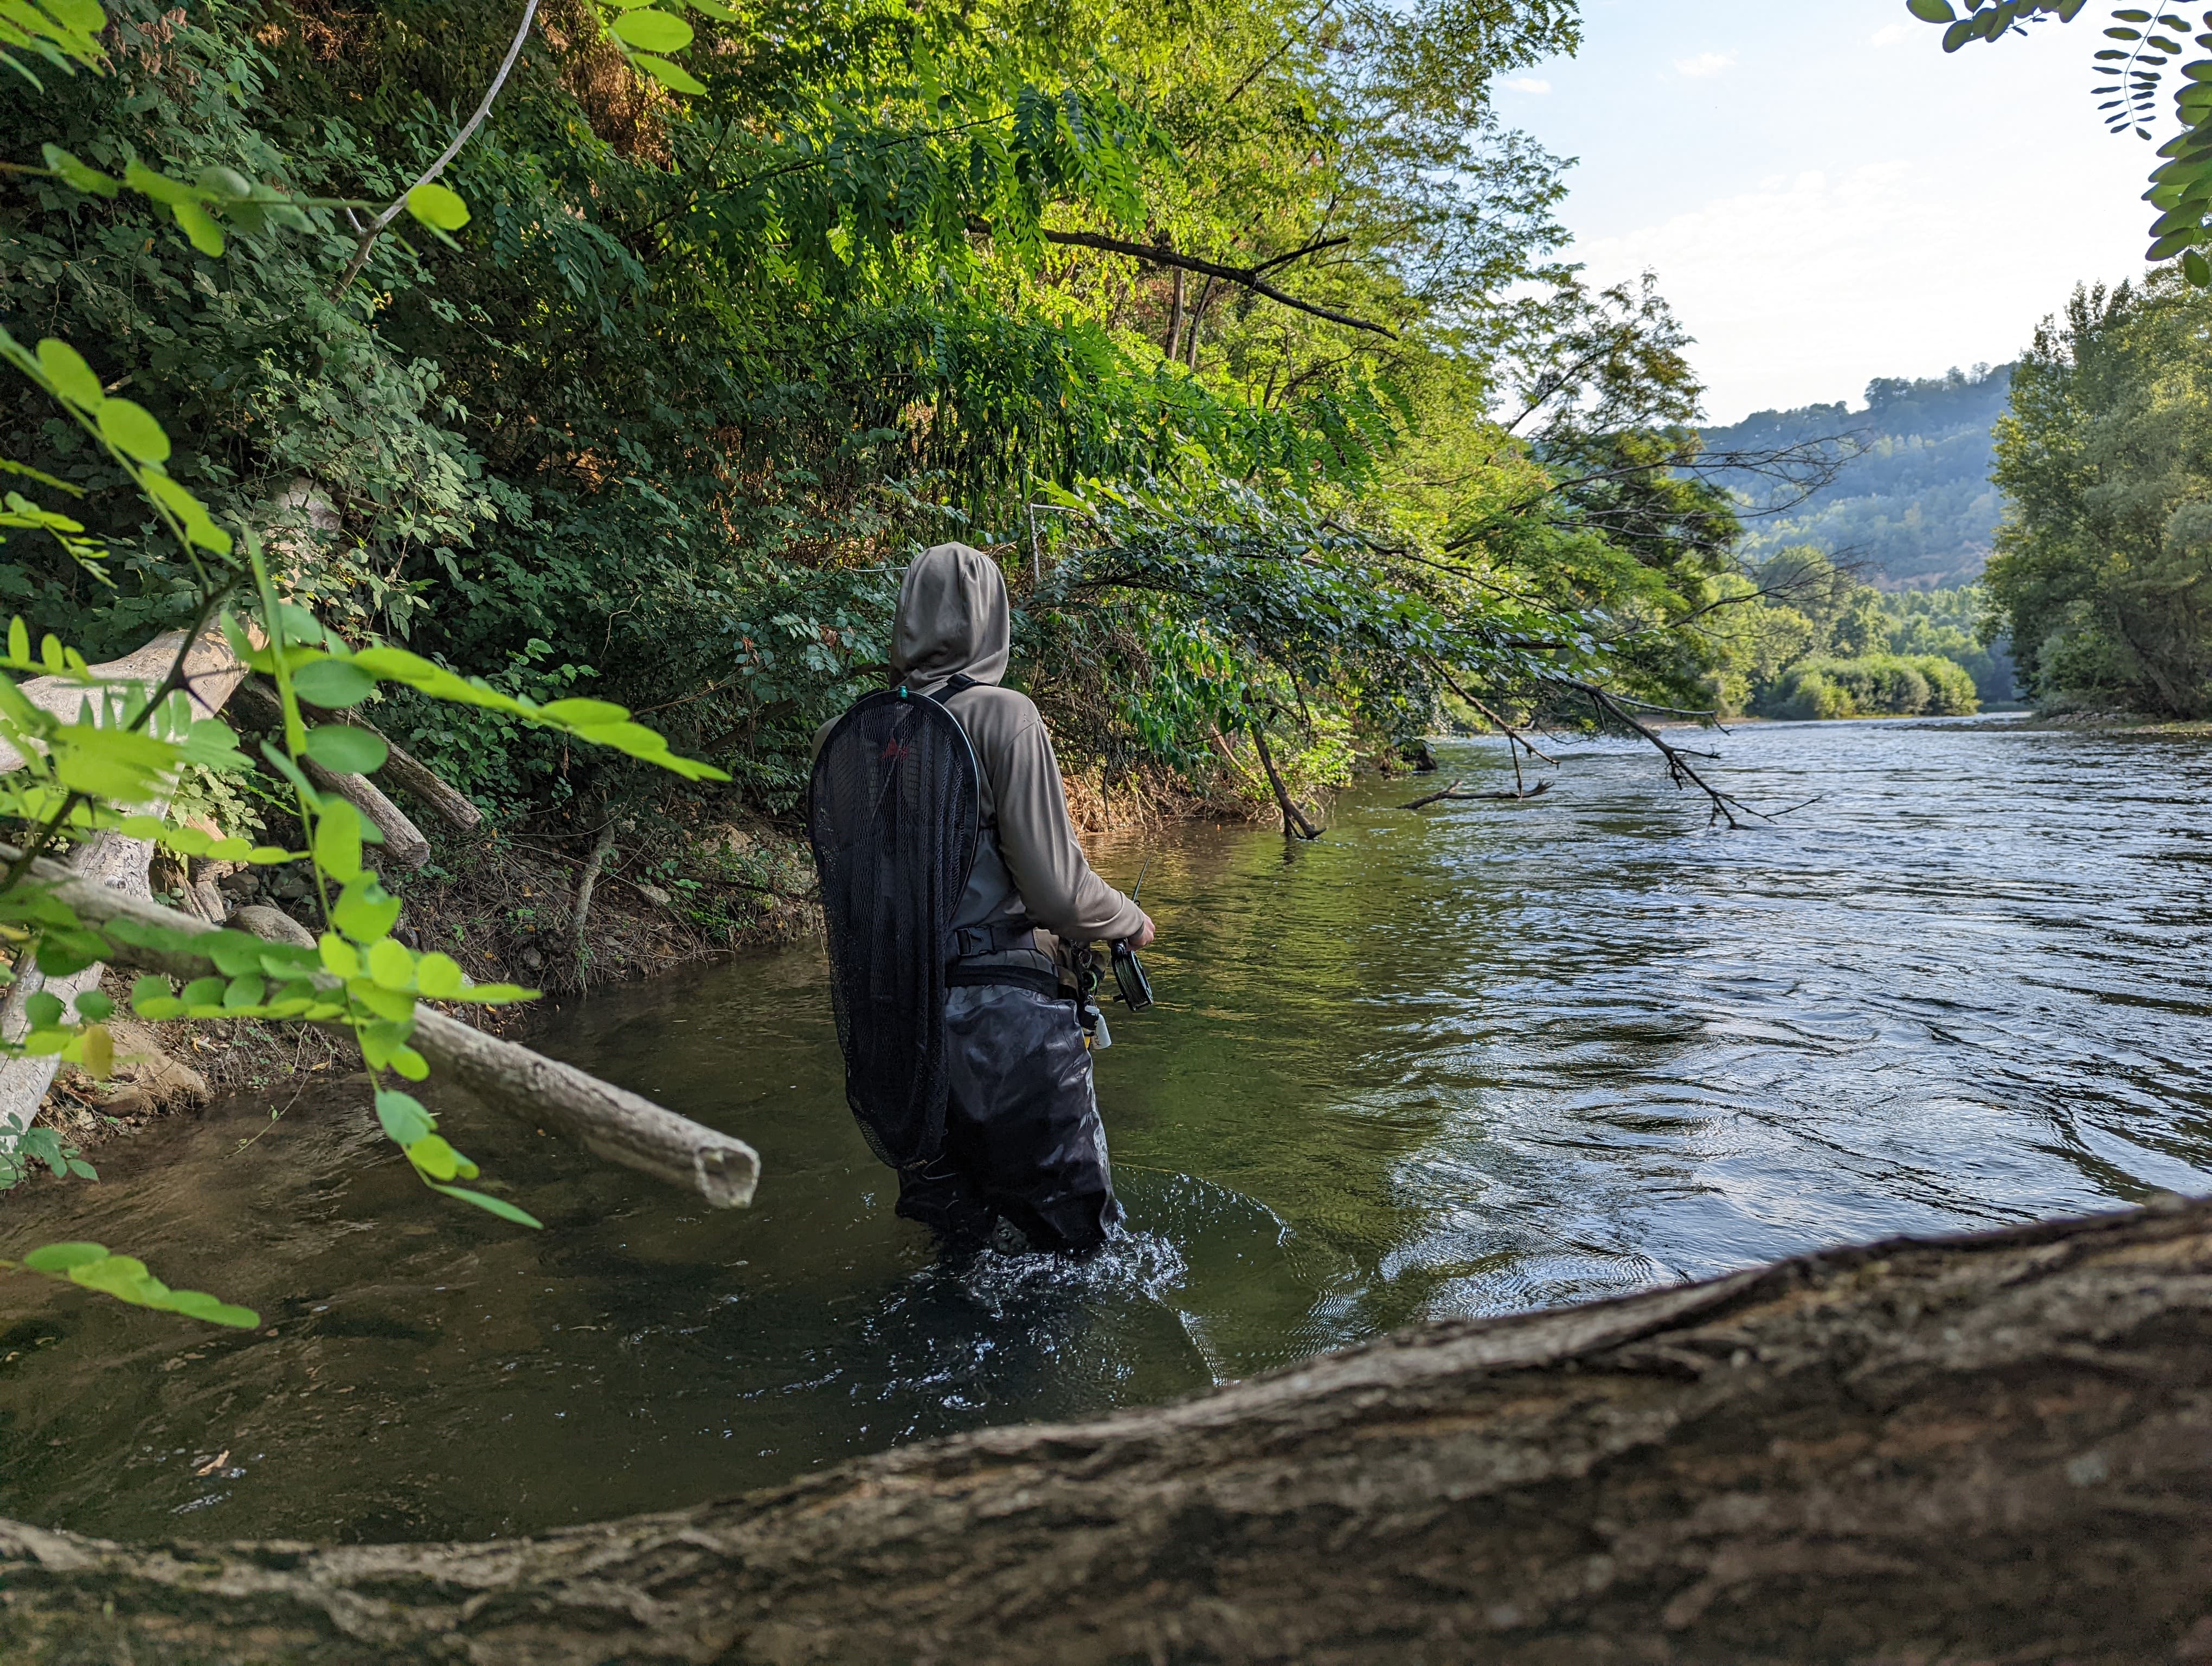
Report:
3,715,2208,1542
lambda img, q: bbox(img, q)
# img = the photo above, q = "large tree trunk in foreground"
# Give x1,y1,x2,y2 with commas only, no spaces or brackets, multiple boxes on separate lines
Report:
5,1196,2211,1664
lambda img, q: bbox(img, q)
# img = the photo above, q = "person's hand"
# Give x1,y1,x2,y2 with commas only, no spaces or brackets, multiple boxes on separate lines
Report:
1134,910,1156,949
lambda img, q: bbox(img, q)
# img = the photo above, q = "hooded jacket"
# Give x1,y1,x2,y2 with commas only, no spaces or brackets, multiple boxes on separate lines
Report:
822,543,1146,958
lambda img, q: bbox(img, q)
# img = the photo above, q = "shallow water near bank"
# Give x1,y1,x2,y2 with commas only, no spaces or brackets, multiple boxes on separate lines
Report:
4,716,2210,1541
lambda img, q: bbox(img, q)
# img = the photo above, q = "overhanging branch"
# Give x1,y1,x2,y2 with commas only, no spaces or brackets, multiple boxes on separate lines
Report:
1039,230,1399,338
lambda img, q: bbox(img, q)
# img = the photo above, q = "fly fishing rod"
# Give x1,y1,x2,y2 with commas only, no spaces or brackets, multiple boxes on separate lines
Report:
1111,855,1155,1011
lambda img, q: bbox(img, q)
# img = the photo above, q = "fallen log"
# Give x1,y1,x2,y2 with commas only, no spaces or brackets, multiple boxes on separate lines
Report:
3,1196,2210,1664
227,677,431,869
0,841,760,1209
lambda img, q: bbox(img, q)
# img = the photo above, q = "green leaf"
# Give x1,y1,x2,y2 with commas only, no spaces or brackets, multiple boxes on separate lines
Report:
429,1184,542,1228
22,1241,107,1272
1906,0,1955,18
180,976,226,1007
303,725,388,775
332,876,401,944
537,697,631,726
375,1088,435,1145
35,339,102,409
163,1289,260,1328
366,935,414,990
404,181,471,231
24,990,63,1028
94,398,170,464
72,989,113,1021
2186,249,2212,285
41,144,119,197
390,1046,430,1080
609,7,693,49
222,975,265,1009
171,199,225,257
312,798,364,883
406,1133,465,1180
634,52,706,93
319,932,361,978
414,951,465,998
290,658,376,709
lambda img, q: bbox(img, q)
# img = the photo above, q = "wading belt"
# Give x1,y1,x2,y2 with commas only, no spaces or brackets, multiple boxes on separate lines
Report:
944,961,1063,1001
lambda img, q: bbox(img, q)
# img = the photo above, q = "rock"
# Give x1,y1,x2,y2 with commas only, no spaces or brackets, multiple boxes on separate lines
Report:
228,904,317,950
709,825,755,858
635,882,672,907
519,946,544,971
266,866,313,902
102,1017,209,1113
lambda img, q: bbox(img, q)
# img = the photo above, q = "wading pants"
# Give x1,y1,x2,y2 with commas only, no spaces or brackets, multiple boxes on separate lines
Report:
896,983,1124,1255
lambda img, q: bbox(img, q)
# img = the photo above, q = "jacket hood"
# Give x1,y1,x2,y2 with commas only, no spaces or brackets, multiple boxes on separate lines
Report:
890,542,1010,688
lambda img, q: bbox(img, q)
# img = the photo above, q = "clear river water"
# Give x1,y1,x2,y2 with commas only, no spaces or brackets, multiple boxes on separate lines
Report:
3,715,2209,1542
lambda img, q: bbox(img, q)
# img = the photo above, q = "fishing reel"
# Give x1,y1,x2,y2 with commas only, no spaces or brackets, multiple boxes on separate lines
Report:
1109,938,1154,1011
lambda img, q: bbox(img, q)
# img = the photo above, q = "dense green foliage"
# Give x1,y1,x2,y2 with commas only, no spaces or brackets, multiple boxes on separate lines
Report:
1686,548,2005,718
1986,272,2212,713
1701,367,2015,589
0,0,1789,824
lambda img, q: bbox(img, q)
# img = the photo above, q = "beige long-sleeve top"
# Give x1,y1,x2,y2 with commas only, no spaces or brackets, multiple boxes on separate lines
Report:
812,542,1144,949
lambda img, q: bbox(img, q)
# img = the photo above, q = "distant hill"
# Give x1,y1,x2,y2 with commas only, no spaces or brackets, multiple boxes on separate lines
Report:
1699,364,2014,591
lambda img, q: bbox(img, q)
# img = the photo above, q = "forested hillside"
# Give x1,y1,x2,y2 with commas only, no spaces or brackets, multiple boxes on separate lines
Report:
1701,365,2014,589
1,0,1842,881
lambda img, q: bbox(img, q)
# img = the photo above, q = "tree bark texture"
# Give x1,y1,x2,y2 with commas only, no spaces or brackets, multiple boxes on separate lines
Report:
3,1196,2210,1664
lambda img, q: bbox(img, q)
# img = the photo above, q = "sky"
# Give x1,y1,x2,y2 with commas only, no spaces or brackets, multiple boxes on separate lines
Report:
1495,0,2157,424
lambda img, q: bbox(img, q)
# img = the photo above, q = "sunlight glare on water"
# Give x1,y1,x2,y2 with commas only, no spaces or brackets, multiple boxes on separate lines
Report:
3,715,2209,1540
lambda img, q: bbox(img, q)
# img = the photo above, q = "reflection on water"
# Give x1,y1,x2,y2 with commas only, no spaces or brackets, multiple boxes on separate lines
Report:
4,716,2211,1540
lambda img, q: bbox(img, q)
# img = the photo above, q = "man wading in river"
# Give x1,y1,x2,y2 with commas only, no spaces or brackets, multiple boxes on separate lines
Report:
807,543,1156,1255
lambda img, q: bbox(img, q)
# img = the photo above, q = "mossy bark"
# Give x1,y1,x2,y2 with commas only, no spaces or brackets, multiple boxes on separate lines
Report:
5,1198,2211,1665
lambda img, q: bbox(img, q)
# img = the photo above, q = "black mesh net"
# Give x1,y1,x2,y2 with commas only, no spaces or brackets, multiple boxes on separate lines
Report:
806,689,981,1169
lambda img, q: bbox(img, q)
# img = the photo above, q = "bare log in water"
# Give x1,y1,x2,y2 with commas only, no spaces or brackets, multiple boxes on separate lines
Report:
0,842,760,1208
3,1197,2210,1664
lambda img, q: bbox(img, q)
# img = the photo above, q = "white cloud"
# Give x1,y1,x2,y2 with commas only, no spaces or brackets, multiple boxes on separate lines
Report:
1673,51,1737,79
1500,76,1552,95
1869,22,1913,48
1565,159,2137,420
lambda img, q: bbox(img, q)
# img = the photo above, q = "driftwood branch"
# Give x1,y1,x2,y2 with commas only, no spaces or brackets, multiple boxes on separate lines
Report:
341,716,481,830
1247,723,1321,840
1398,778,1551,810
1040,229,1399,338
571,821,618,967
0,842,760,1208
4,1196,2211,1661
228,678,432,868
1561,677,1759,829
330,0,539,297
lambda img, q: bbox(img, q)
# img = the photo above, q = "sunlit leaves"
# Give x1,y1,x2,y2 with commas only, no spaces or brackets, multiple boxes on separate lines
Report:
16,1243,258,1328
404,182,471,232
